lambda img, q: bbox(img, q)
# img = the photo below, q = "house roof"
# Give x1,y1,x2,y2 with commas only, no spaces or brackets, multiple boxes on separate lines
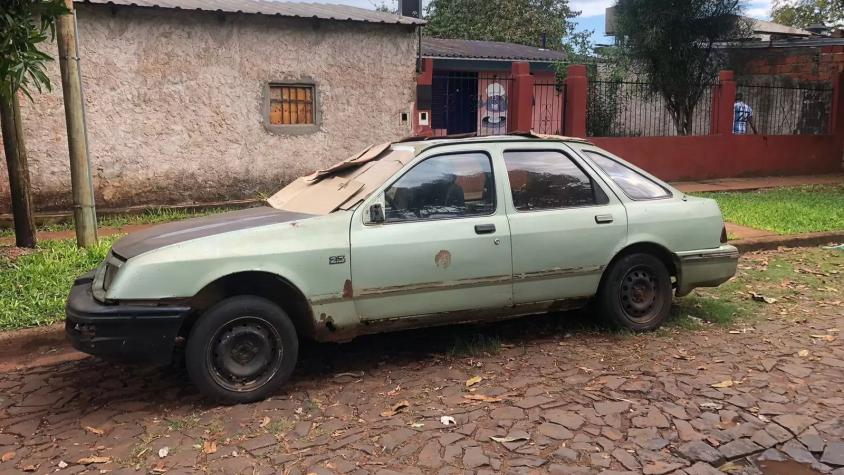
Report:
421,38,567,62
748,17,811,37
75,0,425,26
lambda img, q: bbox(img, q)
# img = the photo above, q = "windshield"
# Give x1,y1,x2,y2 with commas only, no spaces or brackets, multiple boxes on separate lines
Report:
267,147,415,215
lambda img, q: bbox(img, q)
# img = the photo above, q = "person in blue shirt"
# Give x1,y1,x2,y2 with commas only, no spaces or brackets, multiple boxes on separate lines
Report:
733,93,757,134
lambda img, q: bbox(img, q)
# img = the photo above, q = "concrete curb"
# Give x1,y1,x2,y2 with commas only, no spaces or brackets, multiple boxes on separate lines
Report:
0,323,66,360
732,230,844,253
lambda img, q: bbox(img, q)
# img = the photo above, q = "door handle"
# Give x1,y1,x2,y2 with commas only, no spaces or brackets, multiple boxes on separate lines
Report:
474,224,496,234
595,214,614,224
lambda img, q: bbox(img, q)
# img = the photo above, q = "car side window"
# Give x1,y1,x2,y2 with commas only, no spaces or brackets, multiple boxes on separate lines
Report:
503,150,608,211
585,151,671,200
384,152,495,222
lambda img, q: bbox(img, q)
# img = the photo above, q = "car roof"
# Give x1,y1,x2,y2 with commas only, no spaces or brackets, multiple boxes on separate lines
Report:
394,133,593,153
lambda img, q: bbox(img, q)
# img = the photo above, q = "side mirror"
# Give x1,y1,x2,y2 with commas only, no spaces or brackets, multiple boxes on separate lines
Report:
369,203,385,223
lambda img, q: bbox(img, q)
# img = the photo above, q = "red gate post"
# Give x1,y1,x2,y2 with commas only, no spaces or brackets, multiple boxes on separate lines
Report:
414,58,434,136
712,70,736,135
509,62,534,133
564,64,588,138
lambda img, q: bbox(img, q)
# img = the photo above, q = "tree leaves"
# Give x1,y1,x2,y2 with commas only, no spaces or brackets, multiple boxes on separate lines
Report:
0,0,69,100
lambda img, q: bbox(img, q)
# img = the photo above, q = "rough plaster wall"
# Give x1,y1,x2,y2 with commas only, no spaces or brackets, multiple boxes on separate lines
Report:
0,6,417,213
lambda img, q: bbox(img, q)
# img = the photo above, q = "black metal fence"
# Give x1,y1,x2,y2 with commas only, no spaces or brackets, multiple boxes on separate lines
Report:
533,82,566,135
736,84,833,135
430,73,513,137
587,81,716,137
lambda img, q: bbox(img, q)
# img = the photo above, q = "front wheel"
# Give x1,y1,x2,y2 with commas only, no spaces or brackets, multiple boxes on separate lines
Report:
598,253,672,331
185,296,298,404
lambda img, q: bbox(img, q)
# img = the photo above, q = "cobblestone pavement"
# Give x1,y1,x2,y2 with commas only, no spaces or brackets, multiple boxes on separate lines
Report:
0,248,843,475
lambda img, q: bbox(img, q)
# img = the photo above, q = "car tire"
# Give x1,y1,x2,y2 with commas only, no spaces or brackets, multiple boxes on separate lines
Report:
185,295,298,404
598,253,672,331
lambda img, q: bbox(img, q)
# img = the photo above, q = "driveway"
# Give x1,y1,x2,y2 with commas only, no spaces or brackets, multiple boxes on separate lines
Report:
0,247,842,475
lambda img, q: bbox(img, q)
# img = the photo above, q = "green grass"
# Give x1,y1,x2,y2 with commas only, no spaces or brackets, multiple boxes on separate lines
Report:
0,236,118,330
697,185,844,235
0,206,238,238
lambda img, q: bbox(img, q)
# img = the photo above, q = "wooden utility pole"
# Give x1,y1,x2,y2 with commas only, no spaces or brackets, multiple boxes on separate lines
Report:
56,0,97,248
0,95,37,248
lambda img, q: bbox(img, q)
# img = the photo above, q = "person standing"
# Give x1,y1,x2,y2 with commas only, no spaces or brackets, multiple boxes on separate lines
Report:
733,93,757,135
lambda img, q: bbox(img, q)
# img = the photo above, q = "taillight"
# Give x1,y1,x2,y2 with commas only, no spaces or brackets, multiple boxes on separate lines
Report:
720,226,728,244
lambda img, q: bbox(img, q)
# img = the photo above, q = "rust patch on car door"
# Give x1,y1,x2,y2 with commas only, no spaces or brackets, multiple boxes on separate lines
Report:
434,250,452,269
342,279,354,299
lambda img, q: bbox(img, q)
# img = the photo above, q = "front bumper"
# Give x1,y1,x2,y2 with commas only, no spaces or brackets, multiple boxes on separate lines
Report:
675,245,739,296
65,273,191,365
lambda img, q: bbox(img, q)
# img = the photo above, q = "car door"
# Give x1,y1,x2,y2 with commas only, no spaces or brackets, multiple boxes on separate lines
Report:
349,147,513,321
503,144,628,304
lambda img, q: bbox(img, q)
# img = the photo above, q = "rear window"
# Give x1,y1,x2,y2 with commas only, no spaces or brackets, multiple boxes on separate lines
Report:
585,151,671,200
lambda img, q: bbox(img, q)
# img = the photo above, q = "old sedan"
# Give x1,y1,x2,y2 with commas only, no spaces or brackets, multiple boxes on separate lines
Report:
66,134,738,403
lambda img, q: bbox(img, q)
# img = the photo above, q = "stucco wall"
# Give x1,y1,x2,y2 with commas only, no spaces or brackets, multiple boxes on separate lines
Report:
0,5,418,213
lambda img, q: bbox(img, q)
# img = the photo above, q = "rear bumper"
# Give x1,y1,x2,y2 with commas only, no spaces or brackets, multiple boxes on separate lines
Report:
675,245,739,296
65,273,191,365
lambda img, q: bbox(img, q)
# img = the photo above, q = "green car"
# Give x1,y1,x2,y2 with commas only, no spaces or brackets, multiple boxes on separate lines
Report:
66,134,738,403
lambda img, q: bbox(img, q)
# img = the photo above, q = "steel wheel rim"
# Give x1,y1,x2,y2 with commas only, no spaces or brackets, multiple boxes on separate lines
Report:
619,265,660,323
206,316,283,393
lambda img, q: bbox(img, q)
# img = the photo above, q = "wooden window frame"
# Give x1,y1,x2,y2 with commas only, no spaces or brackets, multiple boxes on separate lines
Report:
263,80,321,135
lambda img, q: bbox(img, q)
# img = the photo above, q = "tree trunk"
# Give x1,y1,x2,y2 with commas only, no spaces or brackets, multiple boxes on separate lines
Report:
0,94,37,248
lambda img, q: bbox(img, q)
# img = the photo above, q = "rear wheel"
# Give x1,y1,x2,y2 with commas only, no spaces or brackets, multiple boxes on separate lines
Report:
598,253,672,331
185,296,298,404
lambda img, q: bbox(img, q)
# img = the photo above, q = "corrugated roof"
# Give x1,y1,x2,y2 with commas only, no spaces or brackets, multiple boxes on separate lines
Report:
76,0,425,25
749,17,811,37
422,37,567,62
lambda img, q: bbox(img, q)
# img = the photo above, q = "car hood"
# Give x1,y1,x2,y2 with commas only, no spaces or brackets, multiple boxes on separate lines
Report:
111,207,314,259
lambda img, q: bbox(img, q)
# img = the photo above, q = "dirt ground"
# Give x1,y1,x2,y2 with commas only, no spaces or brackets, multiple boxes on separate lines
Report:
0,247,842,475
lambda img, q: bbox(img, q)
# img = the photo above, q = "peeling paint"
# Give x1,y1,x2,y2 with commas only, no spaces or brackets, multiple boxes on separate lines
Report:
434,250,451,269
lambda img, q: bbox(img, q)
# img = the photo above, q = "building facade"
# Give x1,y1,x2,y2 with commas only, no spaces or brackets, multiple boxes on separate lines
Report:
0,0,421,214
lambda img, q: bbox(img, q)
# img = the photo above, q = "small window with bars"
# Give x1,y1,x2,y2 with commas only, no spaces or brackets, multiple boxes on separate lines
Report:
269,84,315,125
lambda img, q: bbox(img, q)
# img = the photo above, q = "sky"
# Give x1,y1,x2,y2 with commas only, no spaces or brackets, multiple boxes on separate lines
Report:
288,0,777,45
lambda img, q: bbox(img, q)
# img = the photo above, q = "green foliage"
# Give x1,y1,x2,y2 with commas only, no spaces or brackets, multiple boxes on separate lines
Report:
0,0,68,100
771,0,843,29
697,185,844,234
424,0,578,50
613,0,750,135
0,236,117,330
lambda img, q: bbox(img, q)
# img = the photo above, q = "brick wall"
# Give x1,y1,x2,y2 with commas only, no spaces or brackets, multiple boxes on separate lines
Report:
730,45,844,84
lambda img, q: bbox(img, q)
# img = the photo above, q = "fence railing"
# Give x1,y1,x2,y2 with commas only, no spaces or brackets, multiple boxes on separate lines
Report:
736,84,833,135
532,82,566,135
587,81,716,137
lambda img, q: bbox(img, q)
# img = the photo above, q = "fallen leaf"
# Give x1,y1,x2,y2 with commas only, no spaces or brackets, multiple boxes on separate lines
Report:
811,334,836,342
798,349,809,357
463,394,504,403
151,463,168,473
490,434,529,443
202,440,217,455
380,400,410,418
22,465,36,472
158,447,169,458
84,426,105,436
259,416,271,428
440,416,456,426
465,376,483,387
334,371,364,379
410,422,424,428
749,292,777,304
386,385,401,396
1,452,15,463
711,380,734,389
77,456,111,465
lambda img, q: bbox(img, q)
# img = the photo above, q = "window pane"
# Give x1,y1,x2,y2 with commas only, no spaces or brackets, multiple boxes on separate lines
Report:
585,152,670,200
385,153,495,222
269,85,314,125
503,151,596,211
